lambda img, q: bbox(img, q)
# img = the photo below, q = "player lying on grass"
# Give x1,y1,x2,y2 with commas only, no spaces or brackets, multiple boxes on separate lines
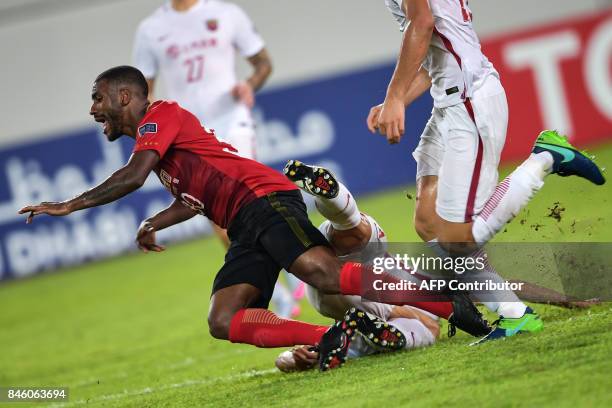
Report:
18,66,489,371
283,161,604,353
277,162,440,371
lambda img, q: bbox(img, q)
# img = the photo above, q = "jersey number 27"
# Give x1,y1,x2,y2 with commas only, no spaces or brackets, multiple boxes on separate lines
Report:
184,55,204,82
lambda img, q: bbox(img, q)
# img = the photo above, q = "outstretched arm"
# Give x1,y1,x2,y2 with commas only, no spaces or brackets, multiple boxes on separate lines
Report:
18,150,160,223
376,0,434,143
136,199,197,253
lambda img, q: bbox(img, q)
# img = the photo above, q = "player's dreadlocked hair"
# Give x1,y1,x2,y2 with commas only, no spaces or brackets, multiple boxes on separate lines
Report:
96,65,149,98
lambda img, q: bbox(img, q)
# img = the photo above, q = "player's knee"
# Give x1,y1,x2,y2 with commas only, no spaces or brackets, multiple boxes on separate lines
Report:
207,313,231,340
308,263,340,294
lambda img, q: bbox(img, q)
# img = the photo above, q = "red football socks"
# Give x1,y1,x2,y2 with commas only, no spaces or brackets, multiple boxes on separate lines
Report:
340,261,453,319
229,309,328,347
339,262,363,295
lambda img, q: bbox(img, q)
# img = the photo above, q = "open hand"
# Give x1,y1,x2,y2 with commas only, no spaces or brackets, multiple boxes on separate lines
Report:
18,202,71,224
231,81,255,108
136,221,165,253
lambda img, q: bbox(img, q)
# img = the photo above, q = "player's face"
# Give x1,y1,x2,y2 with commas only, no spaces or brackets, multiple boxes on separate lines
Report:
90,80,124,141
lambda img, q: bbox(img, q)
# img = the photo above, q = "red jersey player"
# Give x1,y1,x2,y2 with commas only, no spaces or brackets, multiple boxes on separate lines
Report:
19,66,490,370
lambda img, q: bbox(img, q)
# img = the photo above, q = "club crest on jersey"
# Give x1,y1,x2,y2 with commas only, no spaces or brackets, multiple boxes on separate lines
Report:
138,123,157,137
206,19,218,31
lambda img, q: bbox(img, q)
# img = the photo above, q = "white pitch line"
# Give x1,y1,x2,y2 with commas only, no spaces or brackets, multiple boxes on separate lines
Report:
63,348,259,390
49,368,279,407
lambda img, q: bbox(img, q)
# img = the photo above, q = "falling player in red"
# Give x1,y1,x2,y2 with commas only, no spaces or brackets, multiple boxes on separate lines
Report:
19,66,489,370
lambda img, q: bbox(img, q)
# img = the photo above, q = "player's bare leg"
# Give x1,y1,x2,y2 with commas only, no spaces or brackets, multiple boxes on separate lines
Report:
415,174,534,321
414,175,441,242
210,283,333,350
208,283,261,340
421,132,605,252
413,134,605,342
509,280,601,309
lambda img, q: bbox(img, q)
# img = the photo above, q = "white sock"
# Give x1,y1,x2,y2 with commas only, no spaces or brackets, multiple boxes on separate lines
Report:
471,153,552,245
427,242,527,318
469,249,527,318
315,181,361,230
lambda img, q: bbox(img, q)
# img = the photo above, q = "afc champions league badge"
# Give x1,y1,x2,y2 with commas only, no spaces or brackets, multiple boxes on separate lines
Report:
205,19,218,31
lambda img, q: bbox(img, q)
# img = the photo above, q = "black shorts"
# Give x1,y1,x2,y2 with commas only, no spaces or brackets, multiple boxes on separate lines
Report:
211,190,330,308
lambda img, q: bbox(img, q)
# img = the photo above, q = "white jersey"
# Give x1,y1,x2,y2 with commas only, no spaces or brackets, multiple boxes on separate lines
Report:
133,0,264,131
385,0,498,108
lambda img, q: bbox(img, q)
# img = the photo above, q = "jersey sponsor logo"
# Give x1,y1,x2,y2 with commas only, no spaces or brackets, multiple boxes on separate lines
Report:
165,39,218,60
206,19,218,31
138,123,158,137
180,193,205,214
159,169,179,194
166,45,180,59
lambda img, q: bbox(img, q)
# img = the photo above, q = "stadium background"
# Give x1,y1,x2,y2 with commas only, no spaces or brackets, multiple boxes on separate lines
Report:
0,1,611,406
0,0,610,280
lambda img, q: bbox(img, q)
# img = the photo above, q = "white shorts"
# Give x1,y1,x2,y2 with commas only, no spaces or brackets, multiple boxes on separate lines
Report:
388,316,436,349
413,76,508,222
207,110,257,160
347,316,435,358
220,121,257,160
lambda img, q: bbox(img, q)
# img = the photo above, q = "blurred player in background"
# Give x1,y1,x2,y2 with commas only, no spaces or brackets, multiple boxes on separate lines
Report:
133,0,271,244
133,0,300,317
367,0,605,343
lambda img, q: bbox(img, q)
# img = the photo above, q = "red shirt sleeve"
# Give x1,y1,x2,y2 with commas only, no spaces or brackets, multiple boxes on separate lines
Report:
133,101,182,158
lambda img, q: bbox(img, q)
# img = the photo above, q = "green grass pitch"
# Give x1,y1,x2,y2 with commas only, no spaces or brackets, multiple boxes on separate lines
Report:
1,144,611,407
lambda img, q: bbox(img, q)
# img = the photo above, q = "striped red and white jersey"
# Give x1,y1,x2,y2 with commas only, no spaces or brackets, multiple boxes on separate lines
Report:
384,0,499,108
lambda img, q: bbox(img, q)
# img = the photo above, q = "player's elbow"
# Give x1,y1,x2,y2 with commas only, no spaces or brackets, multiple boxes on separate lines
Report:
412,14,434,34
265,59,273,77
258,58,273,83
121,173,147,193
130,172,150,189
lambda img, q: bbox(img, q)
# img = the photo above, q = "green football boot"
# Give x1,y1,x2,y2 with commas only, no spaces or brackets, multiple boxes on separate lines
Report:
533,130,605,185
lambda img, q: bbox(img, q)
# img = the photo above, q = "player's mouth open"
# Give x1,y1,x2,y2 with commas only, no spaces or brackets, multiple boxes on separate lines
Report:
94,116,109,134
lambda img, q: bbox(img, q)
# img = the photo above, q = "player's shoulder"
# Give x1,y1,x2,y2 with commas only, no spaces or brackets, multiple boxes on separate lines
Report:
145,100,183,120
136,3,172,35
